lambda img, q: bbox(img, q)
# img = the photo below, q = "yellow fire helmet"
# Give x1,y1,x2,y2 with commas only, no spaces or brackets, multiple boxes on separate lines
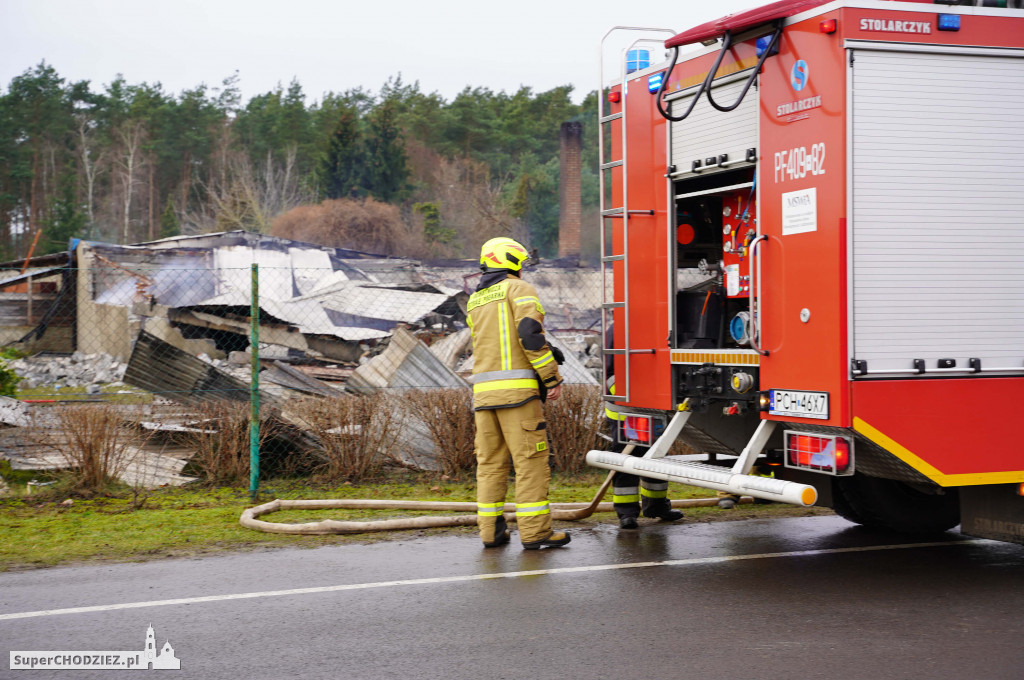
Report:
479,237,530,272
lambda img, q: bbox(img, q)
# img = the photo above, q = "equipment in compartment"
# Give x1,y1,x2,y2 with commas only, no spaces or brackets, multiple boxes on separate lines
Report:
672,169,761,411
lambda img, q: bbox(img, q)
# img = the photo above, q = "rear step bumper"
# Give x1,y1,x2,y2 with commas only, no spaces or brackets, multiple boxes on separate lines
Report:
585,450,819,507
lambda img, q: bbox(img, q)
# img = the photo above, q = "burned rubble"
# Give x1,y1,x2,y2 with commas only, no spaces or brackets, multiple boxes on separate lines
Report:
0,230,603,488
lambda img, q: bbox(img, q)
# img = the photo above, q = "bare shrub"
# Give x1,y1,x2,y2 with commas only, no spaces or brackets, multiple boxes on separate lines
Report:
270,197,421,256
543,384,604,474
179,402,263,486
404,388,475,477
43,404,146,496
301,393,401,482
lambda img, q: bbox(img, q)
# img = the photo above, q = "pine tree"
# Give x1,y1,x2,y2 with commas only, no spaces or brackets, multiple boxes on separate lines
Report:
362,98,410,203
317,107,362,199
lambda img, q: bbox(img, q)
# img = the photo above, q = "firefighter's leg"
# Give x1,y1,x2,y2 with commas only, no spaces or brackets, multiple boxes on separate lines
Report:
498,400,569,548
612,470,641,529
641,478,684,522
475,408,511,546
605,416,641,528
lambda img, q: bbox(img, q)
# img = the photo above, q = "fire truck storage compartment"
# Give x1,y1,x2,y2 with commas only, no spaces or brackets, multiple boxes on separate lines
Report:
850,45,1024,377
672,164,760,408
669,70,759,174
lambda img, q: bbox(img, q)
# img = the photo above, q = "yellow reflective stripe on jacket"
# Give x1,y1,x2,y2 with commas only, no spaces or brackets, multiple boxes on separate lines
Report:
471,369,536,384
477,502,504,517
498,301,511,370
515,501,550,517
473,378,539,393
514,295,544,315
604,379,625,421
605,405,625,421
530,350,554,369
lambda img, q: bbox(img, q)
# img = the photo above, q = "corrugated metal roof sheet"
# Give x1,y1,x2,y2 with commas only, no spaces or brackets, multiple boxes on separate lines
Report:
347,327,469,394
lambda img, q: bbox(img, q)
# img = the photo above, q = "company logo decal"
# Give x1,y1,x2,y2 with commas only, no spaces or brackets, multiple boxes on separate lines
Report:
790,60,809,91
859,18,932,34
777,95,822,119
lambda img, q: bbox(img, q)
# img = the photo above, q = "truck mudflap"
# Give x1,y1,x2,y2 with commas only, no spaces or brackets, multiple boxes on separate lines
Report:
960,484,1024,545
585,414,818,507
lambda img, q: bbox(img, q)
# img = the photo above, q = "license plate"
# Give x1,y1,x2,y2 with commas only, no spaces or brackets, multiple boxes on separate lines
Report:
769,390,829,419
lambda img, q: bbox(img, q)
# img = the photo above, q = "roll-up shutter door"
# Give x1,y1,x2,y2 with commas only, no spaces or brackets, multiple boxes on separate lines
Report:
669,72,758,172
851,47,1024,376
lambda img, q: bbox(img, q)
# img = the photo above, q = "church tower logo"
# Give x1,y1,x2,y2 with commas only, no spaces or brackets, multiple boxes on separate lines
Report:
143,624,181,670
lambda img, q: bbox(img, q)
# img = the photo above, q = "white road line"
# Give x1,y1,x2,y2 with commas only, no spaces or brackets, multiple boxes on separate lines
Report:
0,540,983,622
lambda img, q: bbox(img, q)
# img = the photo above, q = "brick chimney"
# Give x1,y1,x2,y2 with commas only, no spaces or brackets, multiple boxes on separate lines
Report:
558,121,583,260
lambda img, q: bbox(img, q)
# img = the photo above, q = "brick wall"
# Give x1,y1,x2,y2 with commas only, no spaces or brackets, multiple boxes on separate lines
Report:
558,122,583,259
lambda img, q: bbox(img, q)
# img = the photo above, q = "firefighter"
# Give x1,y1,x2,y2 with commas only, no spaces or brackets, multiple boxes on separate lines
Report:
468,237,570,550
604,323,684,529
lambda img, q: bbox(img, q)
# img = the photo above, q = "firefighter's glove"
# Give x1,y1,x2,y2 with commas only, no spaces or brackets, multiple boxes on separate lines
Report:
550,345,565,365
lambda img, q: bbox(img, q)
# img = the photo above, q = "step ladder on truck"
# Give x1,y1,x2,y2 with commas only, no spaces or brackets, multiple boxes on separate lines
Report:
589,0,1024,544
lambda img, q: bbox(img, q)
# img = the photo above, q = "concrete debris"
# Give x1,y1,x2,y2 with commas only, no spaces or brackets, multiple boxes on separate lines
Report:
0,474,8,495
0,395,31,427
9,352,127,390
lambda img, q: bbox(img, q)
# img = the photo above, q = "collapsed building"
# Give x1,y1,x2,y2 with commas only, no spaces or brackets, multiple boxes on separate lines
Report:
0,231,604,486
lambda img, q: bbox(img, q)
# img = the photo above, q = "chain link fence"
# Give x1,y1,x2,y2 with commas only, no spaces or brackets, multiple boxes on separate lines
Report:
0,235,609,495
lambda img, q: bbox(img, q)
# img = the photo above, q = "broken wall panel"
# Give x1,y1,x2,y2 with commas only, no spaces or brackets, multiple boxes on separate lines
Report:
124,330,251,405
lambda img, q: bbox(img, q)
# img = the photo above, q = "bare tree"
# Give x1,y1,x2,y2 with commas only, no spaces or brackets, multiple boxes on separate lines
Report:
115,120,146,243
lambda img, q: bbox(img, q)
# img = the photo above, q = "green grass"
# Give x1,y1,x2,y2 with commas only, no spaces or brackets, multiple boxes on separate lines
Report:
16,383,153,404
0,472,830,571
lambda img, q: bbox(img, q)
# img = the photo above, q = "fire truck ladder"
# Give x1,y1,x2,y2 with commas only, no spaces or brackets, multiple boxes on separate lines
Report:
598,27,675,404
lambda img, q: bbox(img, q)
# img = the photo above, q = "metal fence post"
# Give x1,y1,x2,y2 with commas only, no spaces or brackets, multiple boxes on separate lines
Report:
249,263,260,502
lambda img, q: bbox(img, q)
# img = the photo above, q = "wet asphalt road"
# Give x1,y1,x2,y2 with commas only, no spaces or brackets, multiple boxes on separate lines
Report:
2,514,1024,680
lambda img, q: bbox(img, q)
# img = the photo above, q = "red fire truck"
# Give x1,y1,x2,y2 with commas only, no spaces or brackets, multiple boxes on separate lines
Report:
587,0,1024,543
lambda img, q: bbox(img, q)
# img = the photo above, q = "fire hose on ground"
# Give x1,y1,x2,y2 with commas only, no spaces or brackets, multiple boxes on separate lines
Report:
240,469,754,535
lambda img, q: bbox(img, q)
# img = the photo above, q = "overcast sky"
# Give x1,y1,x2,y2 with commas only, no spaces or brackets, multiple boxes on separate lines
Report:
1,0,760,105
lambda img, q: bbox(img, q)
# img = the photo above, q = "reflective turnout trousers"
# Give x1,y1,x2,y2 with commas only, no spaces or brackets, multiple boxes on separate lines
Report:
475,399,552,545
612,469,671,520
605,416,673,520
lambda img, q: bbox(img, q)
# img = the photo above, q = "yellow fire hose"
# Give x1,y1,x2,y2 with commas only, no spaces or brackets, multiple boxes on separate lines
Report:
240,460,754,535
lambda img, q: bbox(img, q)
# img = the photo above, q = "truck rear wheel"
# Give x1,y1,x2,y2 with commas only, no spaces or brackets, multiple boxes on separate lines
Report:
832,473,960,535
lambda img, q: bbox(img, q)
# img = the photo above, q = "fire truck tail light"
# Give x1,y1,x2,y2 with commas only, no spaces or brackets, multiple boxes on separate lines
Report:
608,91,621,104
624,416,652,443
819,19,837,34
785,432,853,475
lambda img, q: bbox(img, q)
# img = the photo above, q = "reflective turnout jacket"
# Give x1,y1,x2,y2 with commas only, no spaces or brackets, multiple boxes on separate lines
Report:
467,271,563,410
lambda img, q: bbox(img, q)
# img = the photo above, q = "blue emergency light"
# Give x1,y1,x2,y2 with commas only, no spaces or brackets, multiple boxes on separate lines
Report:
937,14,961,31
648,71,665,94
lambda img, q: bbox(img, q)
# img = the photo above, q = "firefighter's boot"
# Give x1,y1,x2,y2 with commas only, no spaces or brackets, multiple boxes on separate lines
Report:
640,480,683,521
482,515,510,548
522,531,571,550
616,504,641,529
642,498,683,522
